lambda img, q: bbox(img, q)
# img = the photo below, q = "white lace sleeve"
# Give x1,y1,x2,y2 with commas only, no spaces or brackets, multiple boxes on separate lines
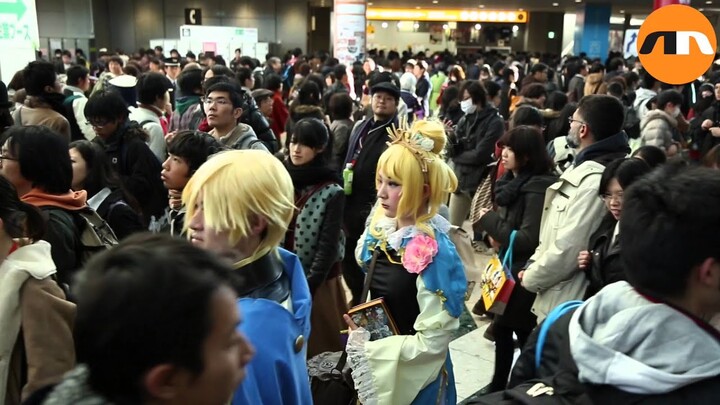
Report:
346,327,379,405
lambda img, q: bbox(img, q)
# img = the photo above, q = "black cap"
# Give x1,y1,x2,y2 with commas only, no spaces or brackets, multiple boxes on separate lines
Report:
164,57,180,67
370,81,400,100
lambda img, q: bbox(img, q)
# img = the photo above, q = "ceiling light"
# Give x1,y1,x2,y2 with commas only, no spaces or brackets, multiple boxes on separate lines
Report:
479,4,485,8
475,23,482,30
415,6,421,9
442,24,449,29
619,9,625,13
512,25,519,32
699,8,705,11
432,0,438,3
381,22,388,28
575,0,581,2
706,1,712,4
552,2,559,6
519,8,524,11
368,2,373,5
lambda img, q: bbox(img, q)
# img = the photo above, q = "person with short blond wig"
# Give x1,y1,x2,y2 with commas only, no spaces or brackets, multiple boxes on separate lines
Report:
183,149,312,405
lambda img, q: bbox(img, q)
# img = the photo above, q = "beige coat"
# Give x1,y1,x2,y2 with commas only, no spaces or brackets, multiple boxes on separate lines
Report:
11,97,71,142
0,242,75,405
522,161,607,322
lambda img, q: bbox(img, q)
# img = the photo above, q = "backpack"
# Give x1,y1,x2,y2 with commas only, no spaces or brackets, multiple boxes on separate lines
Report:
68,207,120,264
468,301,589,405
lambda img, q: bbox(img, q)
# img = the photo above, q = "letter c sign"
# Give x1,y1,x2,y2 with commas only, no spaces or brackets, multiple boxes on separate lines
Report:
638,5,716,85
185,8,202,25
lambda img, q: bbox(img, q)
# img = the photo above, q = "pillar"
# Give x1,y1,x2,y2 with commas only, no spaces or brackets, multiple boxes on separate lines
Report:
573,4,611,59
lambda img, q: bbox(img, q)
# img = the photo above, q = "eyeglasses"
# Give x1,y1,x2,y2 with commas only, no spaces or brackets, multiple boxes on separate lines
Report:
202,97,232,107
568,117,587,126
86,120,110,128
0,155,18,164
602,192,623,203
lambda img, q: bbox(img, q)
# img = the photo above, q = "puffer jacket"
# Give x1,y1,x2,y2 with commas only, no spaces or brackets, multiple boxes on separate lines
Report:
640,109,677,152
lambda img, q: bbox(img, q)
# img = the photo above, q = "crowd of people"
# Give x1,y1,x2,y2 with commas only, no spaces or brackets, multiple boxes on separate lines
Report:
0,42,718,405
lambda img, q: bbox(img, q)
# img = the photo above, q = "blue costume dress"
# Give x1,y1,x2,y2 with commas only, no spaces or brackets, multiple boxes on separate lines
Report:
232,248,313,405
346,215,468,405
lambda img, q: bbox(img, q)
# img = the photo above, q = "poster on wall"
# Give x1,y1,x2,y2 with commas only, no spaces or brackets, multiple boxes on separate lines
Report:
334,0,366,66
429,25,444,44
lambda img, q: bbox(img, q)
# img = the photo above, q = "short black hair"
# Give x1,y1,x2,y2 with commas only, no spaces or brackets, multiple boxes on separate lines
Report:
577,95,625,141
530,63,548,74
656,89,683,110
588,62,605,74
137,72,171,105
66,65,89,87
466,80,487,107
333,64,347,81
236,67,253,86
621,166,720,298
74,233,234,403
23,61,56,96
545,90,568,111
328,92,353,120
607,82,624,98
483,79,501,99
265,73,283,92
498,126,553,175
108,56,124,67
85,90,130,122
167,131,225,175
631,145,667,168
205,81,244,109
177,68,203,97
640,69,658,90
598,157,651,197
5,126,72,194
202,65,234,80
607,57,625,72
296,80,321,106
510,105,544,129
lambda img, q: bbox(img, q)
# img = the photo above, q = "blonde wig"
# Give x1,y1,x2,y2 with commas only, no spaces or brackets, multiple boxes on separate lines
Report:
182,150,295,257
370,119,458,239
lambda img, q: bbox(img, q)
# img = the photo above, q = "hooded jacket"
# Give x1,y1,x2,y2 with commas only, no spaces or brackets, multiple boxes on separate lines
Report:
509,282,720,403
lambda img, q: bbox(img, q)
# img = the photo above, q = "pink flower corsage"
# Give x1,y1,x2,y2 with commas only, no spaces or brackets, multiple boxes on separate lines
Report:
402,235,439,274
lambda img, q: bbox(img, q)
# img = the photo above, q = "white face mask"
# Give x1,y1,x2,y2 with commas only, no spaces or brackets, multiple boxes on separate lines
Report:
673,106,681,118
460,98,476,114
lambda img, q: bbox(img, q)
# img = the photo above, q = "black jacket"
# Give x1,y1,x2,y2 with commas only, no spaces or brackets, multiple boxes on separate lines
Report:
476,173,557,330
583,214,623,298
449,105,505,193
688,103,720,156
95,122,167,225
508,310,720,404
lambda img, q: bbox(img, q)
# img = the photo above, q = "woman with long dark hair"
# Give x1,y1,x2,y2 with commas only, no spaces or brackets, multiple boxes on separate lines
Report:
0,176,74,404
69,140,144,240
282,117,347,357
474,126,557,394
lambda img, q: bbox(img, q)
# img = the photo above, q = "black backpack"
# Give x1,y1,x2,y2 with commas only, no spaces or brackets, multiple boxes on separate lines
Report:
53,206,120,265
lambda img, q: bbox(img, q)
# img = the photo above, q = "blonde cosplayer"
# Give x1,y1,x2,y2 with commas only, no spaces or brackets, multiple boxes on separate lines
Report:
369,119,458,240
182,150,296,264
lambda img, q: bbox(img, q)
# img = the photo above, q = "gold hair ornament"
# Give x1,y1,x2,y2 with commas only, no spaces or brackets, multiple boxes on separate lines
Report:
385,119,436,183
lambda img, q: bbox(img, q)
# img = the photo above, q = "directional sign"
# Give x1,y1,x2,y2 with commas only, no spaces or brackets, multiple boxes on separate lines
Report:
0,0,39,83
0,0,26,20
624,29,639,59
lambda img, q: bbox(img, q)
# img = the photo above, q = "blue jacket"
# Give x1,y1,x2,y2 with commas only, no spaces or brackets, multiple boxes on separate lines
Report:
232,248,312,405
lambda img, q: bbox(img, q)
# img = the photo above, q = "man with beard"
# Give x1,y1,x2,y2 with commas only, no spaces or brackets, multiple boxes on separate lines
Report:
12,61,71,141
520,95,630,323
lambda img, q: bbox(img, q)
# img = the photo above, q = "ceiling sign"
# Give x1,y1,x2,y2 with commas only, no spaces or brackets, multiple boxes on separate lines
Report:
366,8,528,23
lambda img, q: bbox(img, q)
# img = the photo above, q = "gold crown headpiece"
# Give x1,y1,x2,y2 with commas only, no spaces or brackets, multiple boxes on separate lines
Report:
385,118,437,183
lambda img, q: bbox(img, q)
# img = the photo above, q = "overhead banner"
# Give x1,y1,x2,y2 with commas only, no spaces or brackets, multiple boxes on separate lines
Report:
366,8,528,23
334,0,366,66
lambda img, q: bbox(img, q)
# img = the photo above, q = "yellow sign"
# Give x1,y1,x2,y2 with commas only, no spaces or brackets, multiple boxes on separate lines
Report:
366,8,528,23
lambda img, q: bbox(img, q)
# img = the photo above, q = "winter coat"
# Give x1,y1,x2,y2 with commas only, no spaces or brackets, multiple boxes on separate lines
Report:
583,73,607,96
12,97,70,142
0,242,75,405
567,74,585,102
128,106,166,162
449,105,505,193
522,132,629,322
509,282,720,404
640,109,677,152
688,103,720,156
476,173,557,330
330,118,353,170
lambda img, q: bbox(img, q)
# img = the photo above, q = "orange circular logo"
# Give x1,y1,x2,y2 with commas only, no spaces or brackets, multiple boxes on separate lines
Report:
638,5,716,85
